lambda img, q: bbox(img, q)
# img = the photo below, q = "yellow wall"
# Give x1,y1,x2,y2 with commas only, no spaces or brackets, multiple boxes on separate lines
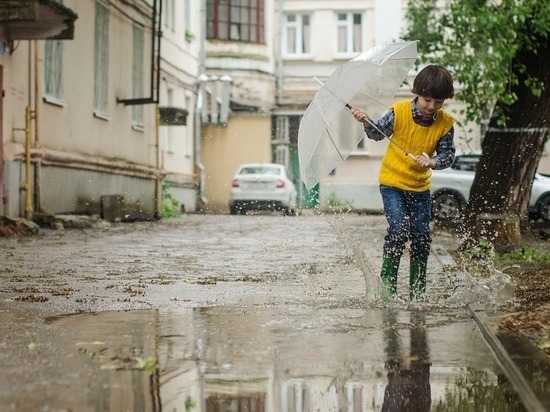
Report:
201,115,272,213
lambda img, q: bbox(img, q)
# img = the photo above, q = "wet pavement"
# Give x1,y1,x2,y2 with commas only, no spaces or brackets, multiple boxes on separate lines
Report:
0,213,546,411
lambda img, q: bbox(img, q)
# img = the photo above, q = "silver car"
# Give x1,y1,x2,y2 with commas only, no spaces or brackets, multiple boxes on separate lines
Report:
229,163,298,215
430,154,550,222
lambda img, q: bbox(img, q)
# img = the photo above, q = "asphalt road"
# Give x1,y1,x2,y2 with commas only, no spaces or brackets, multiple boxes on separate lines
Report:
0,213,538,411
0,213,468,314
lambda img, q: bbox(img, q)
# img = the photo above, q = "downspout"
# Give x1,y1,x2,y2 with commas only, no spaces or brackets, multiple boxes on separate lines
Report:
117,0,161,105
154,106,161,218
24,106,32,219
25,42,32,219
195,0,207,206
114,0,163,218
33,40,41,213
0,66,4,215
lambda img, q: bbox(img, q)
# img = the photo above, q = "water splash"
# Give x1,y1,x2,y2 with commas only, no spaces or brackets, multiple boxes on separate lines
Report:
323,213,517,311
443,265,516,311
325,213,381,302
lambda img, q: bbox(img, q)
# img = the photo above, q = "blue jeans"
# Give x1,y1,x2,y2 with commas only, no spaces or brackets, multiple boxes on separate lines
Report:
379,185,432,261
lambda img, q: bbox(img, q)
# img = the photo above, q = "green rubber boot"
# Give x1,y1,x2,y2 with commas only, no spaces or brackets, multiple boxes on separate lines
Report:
410,259,428,300
380,255,400,299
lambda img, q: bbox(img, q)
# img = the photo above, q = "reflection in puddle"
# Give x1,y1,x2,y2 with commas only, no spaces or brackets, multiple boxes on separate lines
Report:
49,306,524,411
381,310,431,410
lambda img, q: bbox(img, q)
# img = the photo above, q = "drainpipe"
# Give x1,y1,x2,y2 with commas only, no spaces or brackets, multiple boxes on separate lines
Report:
154,105,161,218
117,0,162,105
25,42,33,220
195,75,207,206
195,0,208,207
33,40,41,213
12,106,32,219
24,106,32,219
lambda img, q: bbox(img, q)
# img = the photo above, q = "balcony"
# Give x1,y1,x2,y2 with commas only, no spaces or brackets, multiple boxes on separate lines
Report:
0,0,77,41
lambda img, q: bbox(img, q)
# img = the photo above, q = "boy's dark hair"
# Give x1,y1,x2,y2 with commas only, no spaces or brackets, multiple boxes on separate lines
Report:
411,65,454,99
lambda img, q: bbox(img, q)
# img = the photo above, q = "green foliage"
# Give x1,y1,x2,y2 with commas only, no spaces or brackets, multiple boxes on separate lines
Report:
455,237,497,276
185,29,196,42
137,356,157,375
403,0,550,126
497,244,550,264
185,397,196,411
460,237,495,260
433,367,522,411
326,192,354,213
161,181,181,219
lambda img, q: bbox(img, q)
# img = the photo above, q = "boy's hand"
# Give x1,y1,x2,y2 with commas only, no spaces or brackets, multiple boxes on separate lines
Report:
415,153,435,168
351,107,369,125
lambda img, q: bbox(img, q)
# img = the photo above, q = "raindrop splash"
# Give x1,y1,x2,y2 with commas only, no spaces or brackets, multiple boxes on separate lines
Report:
324,213,381,302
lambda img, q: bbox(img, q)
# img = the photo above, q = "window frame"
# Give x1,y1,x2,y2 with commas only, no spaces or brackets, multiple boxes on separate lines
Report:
93,1,110,119
132,24,145,131
43,40,64,106
206,0,265,44
163,0,176,33
334,11,364,57
282,12,312,58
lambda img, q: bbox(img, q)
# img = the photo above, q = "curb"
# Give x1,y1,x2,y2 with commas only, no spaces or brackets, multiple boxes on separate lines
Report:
471,308,546,412
431,242,546,412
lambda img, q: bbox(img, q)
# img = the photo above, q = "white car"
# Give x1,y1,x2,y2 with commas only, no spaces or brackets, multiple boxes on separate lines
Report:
229,163,298,215
431,154,550,222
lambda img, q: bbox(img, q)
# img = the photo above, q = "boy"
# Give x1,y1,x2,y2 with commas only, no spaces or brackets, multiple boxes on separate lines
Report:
351,64,455,300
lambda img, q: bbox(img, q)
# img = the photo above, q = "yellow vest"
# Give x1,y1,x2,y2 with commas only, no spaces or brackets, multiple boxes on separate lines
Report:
379,100,454,192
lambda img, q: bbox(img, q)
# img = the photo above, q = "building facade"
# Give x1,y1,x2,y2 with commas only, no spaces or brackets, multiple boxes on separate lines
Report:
197,0,278,213
5,0,541,219
0,0,200,220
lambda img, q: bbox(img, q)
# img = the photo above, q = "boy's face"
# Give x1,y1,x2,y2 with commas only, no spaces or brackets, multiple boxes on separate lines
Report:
417,96,445,116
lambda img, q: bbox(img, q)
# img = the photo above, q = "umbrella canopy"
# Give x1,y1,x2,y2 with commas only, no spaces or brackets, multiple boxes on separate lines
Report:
298,41,418,190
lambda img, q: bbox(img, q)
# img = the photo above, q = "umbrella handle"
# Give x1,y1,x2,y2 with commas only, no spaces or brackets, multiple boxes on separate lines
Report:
406,152,430,161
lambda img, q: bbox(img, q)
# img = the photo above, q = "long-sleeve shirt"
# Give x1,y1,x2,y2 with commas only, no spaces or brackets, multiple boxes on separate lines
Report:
364,99,455,170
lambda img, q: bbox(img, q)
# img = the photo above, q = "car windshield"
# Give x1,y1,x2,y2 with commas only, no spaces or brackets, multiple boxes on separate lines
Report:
239,166,281,176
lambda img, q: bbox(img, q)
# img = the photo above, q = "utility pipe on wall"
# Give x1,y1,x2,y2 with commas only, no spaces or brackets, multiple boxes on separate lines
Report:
155,105,161,218
195,0,208,207
24,106,32,219
33,40,41,213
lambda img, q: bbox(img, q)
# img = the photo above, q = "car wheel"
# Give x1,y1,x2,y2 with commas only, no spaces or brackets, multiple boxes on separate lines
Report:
432,191,464,221
284,207,296,216
537,194,550,222
230,205,246,215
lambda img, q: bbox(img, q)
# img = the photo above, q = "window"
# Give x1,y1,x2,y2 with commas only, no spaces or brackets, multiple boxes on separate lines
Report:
43,40,63,103
207,0,264,43
184,91,192,157
336,12,362,54
166,87,174,152
184,0,191,40
132,24,144,129
163,0,175,32
94,1,109,118
274,116,290,166
283,13,311,56
345,382,367,411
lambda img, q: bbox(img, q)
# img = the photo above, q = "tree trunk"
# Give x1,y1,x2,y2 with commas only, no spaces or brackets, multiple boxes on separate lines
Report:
463,37,550,251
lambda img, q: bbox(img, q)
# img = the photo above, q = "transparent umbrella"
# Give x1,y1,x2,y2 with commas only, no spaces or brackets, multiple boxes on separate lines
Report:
298,41,418,190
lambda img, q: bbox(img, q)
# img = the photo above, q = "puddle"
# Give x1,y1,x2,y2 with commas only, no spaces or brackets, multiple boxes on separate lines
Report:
39,306,526,411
